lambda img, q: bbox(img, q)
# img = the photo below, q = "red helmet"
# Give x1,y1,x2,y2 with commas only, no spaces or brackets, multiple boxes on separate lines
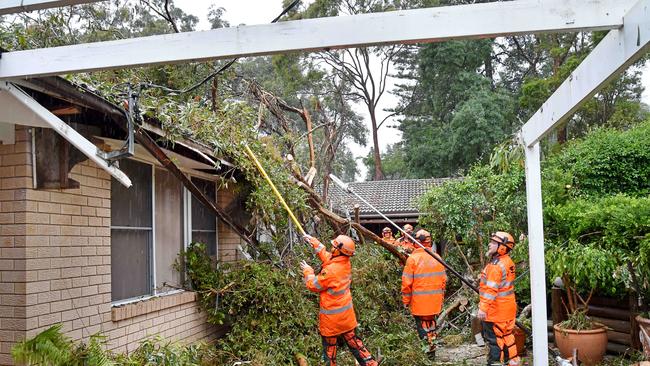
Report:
331,235,356,256
491,231,515,255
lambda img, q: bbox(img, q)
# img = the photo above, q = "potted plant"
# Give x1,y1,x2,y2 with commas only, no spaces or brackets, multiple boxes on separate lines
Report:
630,237,650,360
552,276,608,366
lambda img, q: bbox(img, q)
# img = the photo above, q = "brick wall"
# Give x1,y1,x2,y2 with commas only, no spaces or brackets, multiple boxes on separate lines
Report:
217,187,245,263
0,126,222,365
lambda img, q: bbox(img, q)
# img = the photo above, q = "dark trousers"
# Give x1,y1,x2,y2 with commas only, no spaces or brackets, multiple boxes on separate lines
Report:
321,329,377,366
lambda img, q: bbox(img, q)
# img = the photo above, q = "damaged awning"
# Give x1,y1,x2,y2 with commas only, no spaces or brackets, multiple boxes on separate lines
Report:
0,81,132,187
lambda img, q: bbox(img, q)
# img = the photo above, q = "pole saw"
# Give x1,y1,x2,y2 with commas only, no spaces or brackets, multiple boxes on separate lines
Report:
328,174,571,366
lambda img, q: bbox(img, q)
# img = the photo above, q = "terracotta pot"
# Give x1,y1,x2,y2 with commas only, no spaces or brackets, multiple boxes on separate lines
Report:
513,326,526,356
553,323,608,366
637,315,650,360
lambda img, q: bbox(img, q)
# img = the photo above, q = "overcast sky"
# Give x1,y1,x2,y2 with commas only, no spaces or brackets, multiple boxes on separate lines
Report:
177,0,650,180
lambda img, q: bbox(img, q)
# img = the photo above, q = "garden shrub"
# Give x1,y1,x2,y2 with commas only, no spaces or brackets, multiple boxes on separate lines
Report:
182,242,436,365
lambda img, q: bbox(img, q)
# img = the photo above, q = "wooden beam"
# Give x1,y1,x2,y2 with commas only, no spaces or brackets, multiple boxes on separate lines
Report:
51,105,81,116
0,0,636,79
520,0,650,146
0,0,105,16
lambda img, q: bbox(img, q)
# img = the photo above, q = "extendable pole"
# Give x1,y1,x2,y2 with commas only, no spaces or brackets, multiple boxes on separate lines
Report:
329,174,477,292
244,145,307,236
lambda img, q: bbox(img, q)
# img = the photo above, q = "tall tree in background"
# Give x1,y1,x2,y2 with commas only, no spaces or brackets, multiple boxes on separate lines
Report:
299,0,435,180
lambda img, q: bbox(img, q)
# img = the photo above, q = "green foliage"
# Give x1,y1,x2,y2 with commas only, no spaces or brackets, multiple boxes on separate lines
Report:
557,310,598,332
115,337,218,365
182,242,436,365
543,121,650,201
419,121,650,305
12,324,113,366
13,325,219,366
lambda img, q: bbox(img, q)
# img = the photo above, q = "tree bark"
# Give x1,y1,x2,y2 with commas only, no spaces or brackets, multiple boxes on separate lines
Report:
369,110,384,180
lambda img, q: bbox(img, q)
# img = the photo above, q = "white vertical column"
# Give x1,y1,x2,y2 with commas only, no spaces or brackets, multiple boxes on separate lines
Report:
524,142,549,366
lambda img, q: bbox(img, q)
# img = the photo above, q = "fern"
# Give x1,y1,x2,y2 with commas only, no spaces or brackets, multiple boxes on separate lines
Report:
11,324,74,366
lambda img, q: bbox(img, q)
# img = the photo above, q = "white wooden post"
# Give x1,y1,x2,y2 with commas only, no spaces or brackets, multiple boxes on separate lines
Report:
524,142,549,366
0,0,636,79
0,0,105,15
0,82,132,187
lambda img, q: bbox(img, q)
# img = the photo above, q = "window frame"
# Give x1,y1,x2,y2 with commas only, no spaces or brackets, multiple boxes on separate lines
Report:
110,157,219,306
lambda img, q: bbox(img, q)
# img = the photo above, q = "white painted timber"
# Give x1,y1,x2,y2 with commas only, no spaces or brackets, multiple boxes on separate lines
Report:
0,82,132,187
521,0,650,147
0,0,637,79
0,0,104,15
524,142,549,366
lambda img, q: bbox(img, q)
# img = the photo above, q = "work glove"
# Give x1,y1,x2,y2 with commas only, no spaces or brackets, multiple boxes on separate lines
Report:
476,308,487,320
303,234,321,248
300,260,314,275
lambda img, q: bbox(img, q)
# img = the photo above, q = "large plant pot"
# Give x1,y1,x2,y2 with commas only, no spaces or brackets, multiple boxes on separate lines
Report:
553,323,608,366
637,315,650,360
513,326,526,356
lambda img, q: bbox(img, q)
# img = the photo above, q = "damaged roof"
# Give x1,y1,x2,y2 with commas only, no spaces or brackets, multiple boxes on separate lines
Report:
326,178,451,218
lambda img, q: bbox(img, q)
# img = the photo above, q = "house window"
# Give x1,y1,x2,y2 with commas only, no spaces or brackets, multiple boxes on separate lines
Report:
111,158,219,303
190,177,217,256
110,159,153,302
154,168,183,291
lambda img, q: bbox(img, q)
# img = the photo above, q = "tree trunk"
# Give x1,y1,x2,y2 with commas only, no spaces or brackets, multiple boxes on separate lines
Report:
369,110,384,181
303,106,316,169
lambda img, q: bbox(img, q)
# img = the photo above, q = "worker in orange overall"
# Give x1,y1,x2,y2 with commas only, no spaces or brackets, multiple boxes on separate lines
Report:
401,229,447,360
395,224,416,253
477,232,520,366
301,234,379,366
381,227,396,245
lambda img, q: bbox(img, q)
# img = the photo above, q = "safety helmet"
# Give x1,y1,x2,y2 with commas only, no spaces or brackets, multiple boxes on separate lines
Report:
415,229,432,247
331,235,356,256
382,227,392,234
490,231,515,255
403,224,414,233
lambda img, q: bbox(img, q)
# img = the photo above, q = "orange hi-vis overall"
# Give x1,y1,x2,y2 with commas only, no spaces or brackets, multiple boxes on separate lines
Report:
479,254,520,366
402,248,447,351
396,236,416,253
303,240,377,366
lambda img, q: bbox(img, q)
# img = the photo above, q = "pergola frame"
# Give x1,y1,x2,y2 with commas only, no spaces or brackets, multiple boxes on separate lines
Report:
0,0,103,16
1,0,649,364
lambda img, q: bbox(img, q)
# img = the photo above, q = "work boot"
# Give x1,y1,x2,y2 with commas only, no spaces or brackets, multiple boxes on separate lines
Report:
426,349,436,361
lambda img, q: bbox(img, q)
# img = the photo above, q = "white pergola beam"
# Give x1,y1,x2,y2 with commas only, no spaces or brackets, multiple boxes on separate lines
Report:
0,0,637,79
520,1,649,364
524,142,550,366
521,0,650,147
0,0,104,15
0,82,132,187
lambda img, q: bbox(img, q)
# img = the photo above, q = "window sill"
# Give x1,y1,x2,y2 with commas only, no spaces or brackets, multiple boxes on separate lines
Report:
111,291,197,322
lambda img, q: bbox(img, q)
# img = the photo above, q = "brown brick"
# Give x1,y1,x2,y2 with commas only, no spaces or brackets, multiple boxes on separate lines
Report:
15,164,32,177
27,224,60,236
0,212,14,224
71,215,89,226
2,153,30,166
61,247,81,257
0,260,13,270
50,214,72,225
60,204,82,215
0,166,15,178
51,278,72,291
37,268,60,281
